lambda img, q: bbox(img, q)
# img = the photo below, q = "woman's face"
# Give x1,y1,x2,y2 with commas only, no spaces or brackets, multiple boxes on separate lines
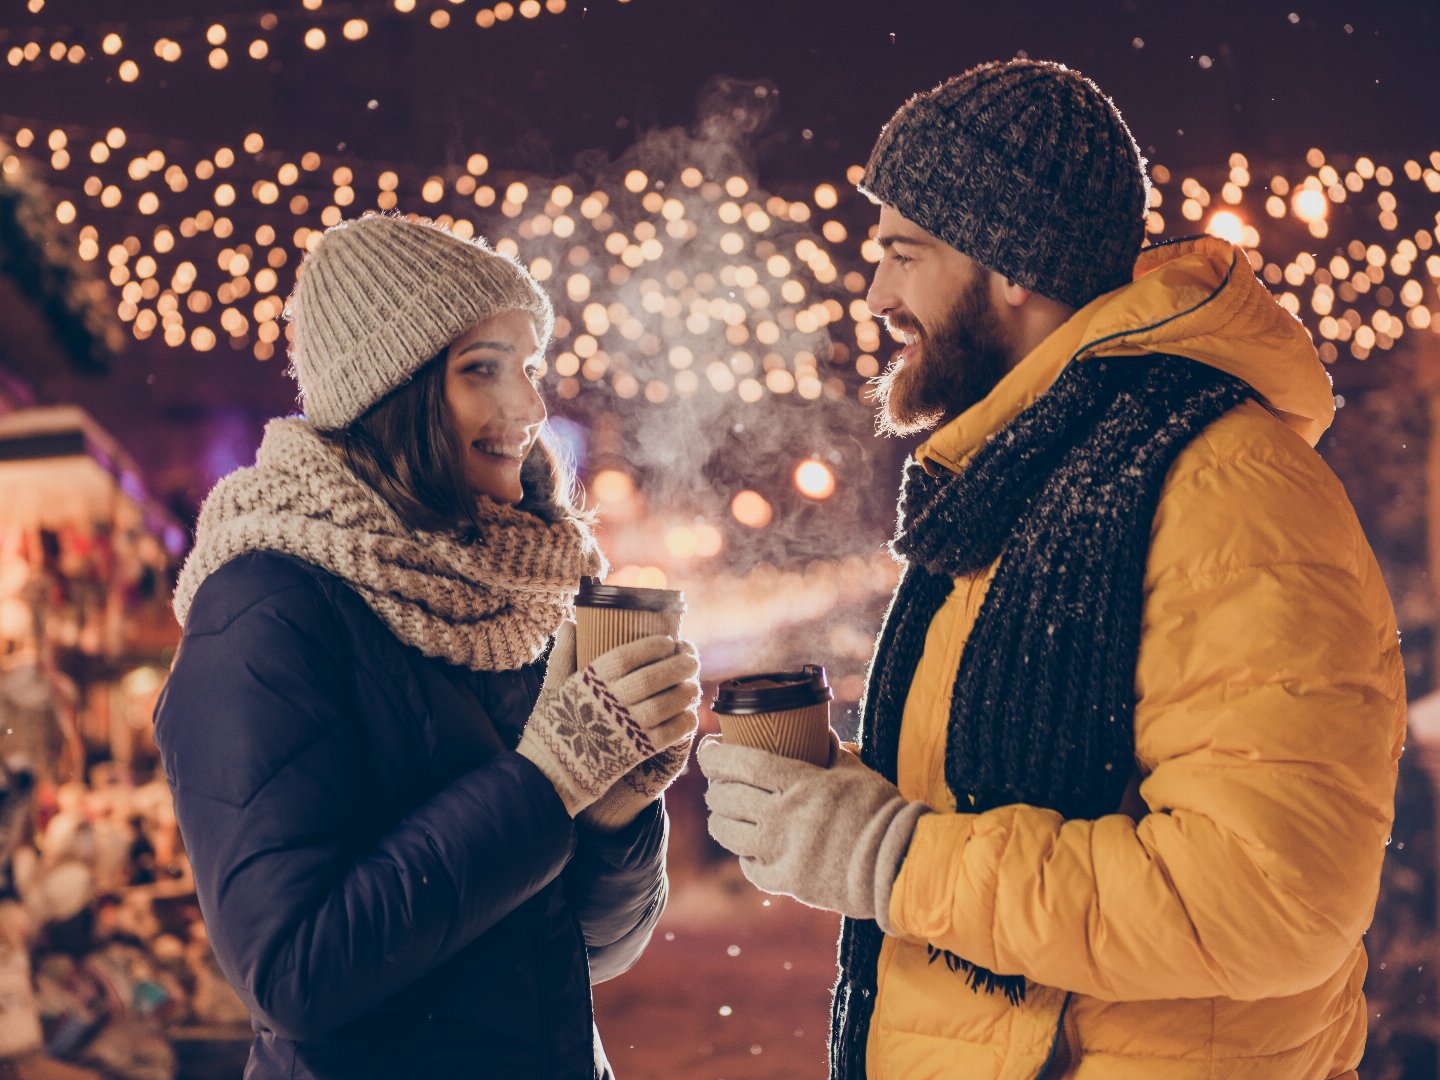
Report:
443,309,547,505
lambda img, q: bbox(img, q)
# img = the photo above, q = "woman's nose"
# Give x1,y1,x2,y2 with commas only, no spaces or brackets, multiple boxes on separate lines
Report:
504,372,547,427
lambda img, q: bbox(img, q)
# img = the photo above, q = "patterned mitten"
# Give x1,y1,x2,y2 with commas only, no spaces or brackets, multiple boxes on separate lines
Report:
579,638,699,832
578,739,692,832
518,624,699,817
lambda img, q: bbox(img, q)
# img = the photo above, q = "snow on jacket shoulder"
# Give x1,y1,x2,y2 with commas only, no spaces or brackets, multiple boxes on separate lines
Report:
153,550,668,1080
868,237,1406,1080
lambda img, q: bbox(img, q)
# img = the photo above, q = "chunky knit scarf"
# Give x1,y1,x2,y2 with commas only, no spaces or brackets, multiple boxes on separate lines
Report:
829,356,1251,1078
172,418,604,671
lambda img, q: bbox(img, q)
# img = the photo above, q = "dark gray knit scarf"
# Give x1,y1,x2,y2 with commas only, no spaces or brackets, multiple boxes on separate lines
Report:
829,355,1251,1079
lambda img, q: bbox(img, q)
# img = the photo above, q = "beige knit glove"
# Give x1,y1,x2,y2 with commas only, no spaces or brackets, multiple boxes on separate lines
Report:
697,735,929,932
519,623,699,817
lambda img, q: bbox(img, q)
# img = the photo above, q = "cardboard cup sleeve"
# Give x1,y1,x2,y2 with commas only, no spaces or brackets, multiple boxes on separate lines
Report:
575,604,684,670
716,701,832,767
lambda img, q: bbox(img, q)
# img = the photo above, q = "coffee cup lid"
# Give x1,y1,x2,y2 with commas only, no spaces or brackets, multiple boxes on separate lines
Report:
576,576,686,613
711,664,833,715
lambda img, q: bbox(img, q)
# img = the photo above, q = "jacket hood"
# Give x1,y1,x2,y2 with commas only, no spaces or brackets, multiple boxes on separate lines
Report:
918,235,1334,472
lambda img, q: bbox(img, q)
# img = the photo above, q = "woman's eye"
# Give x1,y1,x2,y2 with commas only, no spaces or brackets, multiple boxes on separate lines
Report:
464,361,499,377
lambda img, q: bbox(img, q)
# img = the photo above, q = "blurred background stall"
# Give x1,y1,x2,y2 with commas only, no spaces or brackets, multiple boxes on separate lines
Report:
0,1,1437,1076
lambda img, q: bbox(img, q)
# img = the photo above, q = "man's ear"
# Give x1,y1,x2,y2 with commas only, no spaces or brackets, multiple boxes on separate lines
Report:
986,268,1033,309
999,278,1034,309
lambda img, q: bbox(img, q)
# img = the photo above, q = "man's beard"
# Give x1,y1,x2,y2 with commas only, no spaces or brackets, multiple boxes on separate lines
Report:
871,274,1014,438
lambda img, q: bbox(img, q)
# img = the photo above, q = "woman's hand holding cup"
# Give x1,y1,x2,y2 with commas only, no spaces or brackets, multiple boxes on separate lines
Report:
518,622,701,819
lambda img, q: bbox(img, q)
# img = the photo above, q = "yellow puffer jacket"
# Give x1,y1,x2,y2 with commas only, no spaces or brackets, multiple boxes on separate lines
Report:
868,236,1406,1079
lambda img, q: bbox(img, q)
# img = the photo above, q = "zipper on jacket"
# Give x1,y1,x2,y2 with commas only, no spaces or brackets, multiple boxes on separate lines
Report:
1034,991,1074,1079
1062,995,1081,1072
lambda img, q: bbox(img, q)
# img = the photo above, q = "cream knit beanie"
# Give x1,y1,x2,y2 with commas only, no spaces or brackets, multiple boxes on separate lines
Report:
285,213,554,430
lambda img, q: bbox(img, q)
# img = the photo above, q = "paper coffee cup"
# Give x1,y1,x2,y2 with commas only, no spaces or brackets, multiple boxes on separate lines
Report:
574,577,686,669
711,665,834,767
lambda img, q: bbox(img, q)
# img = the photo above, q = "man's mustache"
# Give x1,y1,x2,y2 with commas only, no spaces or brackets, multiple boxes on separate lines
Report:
885,313,925,340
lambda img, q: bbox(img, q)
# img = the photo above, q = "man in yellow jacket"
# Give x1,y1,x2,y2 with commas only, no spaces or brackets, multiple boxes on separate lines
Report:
698,59,1405,1078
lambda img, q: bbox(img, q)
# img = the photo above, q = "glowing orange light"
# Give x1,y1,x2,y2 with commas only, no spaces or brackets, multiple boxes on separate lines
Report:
693,523,723,558
1204,210,1245,245
731,490,773,528
1292,188,1328,224
591,469,635,506
795,460,836,500
664,526,697,559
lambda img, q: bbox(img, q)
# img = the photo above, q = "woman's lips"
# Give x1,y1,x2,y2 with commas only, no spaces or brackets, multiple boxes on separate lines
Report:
472,440,527,462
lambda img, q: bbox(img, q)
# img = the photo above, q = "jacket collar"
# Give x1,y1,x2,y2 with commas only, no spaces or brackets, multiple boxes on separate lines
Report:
917,236,1335,475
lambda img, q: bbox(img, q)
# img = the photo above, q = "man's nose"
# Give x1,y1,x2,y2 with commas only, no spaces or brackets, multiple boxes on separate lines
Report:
867,266,898,320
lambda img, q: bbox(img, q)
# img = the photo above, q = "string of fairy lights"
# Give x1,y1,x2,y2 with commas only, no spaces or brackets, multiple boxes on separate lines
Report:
1155,150,1440,362
0,0,1436,389
0,116,875,403
4,111,1437,391
1,0,596,78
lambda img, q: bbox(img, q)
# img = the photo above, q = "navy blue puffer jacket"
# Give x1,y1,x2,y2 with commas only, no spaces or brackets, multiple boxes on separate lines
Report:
152,551,668,1079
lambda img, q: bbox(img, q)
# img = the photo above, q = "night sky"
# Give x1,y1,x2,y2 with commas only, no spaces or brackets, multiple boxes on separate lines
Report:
7,0,1438,172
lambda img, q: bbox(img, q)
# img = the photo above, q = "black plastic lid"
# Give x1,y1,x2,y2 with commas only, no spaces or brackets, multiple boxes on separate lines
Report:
575,576,686,613
711,664,832,715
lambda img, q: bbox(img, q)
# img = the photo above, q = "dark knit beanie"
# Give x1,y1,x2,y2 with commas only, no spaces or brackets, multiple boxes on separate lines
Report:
859,59,1149,309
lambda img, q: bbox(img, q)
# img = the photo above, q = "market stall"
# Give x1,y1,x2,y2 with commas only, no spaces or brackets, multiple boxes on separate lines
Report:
0,406,246,1080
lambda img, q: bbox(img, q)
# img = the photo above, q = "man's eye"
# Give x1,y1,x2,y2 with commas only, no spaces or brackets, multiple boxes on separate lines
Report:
525,366,543,382
890,252,912,264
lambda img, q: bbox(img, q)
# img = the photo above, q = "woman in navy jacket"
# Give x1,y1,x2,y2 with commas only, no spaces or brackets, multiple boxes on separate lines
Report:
153,214,701,1079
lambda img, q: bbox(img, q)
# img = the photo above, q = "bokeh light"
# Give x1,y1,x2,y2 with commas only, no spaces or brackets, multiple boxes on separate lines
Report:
591,468,635,507
1205,210,1245,245
794,460,836,500
731,490,773,528
1293,187,1329,223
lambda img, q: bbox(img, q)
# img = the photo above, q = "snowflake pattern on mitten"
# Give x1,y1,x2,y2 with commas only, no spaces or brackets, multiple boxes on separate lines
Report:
540,670,655,800
578,736,694,831
623,742,690,796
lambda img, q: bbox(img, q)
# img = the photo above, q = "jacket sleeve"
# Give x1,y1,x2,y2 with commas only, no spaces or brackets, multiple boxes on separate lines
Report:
887,441,1406,1003
153,569,576,1041
564,800,669,984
